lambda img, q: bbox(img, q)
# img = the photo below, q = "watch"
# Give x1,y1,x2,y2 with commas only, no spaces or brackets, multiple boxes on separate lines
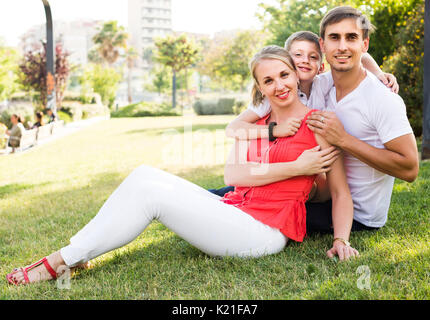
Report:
333,238,351,247
268,122,277,142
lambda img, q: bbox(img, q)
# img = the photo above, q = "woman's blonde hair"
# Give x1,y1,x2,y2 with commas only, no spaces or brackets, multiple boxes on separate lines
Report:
249,45,296,106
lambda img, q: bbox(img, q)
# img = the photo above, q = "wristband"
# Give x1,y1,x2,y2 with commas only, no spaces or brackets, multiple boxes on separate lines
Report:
268,122,277,142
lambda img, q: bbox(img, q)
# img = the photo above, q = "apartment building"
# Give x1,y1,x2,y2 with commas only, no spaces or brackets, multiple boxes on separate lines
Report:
128,0,172,69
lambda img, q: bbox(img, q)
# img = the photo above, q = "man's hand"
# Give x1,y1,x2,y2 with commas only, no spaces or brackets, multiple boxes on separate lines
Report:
376,72,399,94
295,145,340,175
273,117,302,137
306,111,348,147
327,240,359,261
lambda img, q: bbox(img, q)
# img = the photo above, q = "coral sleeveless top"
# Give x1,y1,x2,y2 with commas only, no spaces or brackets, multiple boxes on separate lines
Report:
221,109,319,242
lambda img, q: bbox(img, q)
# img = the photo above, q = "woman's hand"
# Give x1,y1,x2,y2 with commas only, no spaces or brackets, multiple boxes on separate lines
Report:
295,145,340,176
327,240,359,261
273,118,302,137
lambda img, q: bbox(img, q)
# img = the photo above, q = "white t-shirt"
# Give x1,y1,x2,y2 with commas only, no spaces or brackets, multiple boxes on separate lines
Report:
247,72,334,116
325,71,413,228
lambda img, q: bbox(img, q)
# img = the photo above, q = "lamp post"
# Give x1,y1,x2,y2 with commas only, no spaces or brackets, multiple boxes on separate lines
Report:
423,0,430,160
41,0,56,114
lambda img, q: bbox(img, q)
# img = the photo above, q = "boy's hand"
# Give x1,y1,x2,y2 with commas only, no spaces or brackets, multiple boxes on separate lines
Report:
376,72,399,94
273,118,302,137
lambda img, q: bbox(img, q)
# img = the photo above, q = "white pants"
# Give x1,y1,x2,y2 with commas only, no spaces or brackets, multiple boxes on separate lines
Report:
60,165,287,267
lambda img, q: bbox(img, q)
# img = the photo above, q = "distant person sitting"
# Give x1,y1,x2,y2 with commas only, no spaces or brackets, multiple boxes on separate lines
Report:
6,114,26,152
31,111,45,129
47,109,57,123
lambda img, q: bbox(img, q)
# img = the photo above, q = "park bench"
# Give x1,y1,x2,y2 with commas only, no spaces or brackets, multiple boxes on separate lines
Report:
1,120,65,153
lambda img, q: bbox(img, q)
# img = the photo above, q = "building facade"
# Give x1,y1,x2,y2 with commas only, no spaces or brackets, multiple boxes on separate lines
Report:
128,0,172,69
19,20,100,66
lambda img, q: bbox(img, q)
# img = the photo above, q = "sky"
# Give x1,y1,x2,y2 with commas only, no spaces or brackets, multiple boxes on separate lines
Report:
0,0,272,47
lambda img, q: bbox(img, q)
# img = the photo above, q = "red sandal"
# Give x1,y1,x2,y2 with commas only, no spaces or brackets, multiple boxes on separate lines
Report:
6,257,57,285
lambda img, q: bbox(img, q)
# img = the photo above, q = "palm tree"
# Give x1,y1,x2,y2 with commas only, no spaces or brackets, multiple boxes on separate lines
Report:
92,21,129,66
125,47,138,104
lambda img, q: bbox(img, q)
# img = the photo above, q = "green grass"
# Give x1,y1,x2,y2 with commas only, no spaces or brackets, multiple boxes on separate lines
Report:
0,115,429,300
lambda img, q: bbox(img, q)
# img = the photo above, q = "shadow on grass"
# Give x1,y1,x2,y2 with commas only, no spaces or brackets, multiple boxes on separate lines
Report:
0,182,51,199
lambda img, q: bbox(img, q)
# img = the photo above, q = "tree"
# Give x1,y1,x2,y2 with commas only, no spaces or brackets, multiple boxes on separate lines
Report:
198,30,265,91
19,42,70,108
80,64,121,108
92,21,129,66
125,46,138,104
259,0,422,66
257,0,354,47
154,34,201,109
0,44,21,101
355,0,422,65
144,64,172,95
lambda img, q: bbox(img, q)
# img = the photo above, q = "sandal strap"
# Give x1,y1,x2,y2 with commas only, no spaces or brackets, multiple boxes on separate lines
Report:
23,257,57,282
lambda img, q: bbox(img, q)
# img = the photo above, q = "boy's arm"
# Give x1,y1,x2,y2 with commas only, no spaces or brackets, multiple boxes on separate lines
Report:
226,109,302,140
361,53,399,93
226,109,268,140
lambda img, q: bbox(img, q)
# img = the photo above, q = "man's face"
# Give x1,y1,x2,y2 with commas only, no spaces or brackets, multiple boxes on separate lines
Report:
319,18,369,73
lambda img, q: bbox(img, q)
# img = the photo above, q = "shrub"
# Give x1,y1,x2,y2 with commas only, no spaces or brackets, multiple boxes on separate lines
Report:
79,64,121,108
111,102,180,118
382,2,423,136
0,122,7,149
233,99,248,115
193,97,236,115
57,110,73,123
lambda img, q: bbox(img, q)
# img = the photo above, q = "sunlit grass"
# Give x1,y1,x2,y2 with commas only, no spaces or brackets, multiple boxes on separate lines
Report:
0,115,429,300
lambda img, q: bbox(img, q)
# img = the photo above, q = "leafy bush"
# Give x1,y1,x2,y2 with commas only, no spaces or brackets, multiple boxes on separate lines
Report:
57,110,73,123
79,64,121,108
0,122,7,149
382,2,423,136
111,102,180,118
193,98,236,115
233,99,248,115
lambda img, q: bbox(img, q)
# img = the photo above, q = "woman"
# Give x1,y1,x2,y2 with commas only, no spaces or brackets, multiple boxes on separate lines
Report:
6,114,25,152
7,46,358,285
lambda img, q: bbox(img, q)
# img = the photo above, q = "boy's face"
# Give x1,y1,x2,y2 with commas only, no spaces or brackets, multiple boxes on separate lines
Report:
288,40,323,83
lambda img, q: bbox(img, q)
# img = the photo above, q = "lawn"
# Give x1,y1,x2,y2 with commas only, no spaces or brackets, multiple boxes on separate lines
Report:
0,115,429,300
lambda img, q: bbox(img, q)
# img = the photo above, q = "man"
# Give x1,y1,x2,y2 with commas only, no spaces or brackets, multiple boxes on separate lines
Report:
305,6,419,249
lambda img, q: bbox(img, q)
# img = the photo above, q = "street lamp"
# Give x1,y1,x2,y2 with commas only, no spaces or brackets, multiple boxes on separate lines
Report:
423,0,430,160
41,0,56,114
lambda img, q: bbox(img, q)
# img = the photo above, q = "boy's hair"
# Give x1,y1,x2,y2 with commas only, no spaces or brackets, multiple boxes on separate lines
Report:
249,45,296,106
320,6,375,39
284,31,322,62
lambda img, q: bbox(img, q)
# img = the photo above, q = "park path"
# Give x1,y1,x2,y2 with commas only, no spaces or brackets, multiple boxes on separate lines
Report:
0,115,110,155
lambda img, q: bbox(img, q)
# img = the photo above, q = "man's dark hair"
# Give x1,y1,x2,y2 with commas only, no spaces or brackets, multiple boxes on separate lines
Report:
320,6,375,39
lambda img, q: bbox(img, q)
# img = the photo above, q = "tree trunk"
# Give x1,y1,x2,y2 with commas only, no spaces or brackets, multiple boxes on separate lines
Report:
172,70,177,110
423,0,430,160
127,64,132,104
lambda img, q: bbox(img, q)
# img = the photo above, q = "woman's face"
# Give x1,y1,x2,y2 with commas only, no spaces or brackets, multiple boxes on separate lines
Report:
255,58,299,108
10,115,17,124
